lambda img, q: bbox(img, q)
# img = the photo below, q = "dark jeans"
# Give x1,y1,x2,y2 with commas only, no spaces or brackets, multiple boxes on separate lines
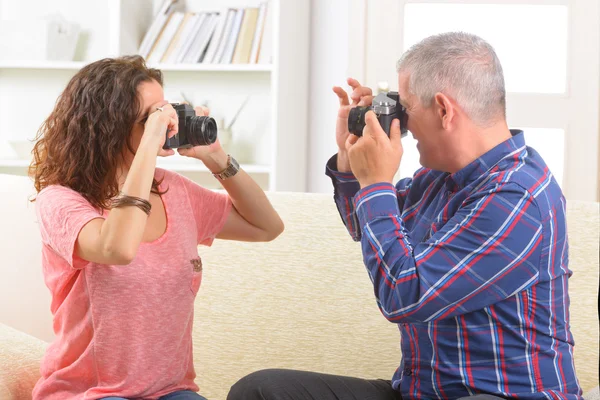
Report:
102,390,207,400
227,369,506,400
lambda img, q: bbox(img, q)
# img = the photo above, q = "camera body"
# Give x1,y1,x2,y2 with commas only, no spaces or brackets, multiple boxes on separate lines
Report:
163,103,218,149
348,91,408,138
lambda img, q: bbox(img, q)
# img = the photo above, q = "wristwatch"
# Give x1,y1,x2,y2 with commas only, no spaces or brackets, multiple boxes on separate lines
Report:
212,154,240,180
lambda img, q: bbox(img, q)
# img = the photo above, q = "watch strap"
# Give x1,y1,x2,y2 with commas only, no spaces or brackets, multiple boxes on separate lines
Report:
213,155,239,180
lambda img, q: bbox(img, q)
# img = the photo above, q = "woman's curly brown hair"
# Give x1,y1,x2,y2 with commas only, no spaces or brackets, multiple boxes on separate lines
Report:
30,55,164,210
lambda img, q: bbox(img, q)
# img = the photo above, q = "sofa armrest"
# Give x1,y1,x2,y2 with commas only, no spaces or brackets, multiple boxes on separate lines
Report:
0,323,47,400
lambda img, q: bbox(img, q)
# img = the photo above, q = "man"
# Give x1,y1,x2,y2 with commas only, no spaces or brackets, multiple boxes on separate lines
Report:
228,32,581,399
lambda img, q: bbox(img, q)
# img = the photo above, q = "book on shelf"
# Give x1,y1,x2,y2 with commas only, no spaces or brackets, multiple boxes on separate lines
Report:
161,12,194,63
257,1,273,64
232,8,259,64
183,13,219,63
147,11,184,64
212,9,237,64
175,13,207,64
249,2,268,64
220,9,245,64
202,9,228,64
137,1,272,65
138,0,176,59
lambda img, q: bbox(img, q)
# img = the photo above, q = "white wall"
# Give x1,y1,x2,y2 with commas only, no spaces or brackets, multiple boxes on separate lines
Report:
305,0,600,201
306,0,350,193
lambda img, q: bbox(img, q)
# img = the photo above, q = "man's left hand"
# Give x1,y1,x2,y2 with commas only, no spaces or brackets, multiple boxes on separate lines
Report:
177,106,229,173
346,111,403,188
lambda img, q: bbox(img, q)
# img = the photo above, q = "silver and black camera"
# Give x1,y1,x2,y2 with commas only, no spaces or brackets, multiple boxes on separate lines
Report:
348,91,408,138
163,103,218,149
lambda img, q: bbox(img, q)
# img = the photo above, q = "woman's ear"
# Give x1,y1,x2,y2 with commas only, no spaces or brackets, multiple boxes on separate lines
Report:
434,92,455,130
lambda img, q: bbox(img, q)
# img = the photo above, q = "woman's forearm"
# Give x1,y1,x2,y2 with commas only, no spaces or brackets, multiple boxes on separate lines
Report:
205,151,283,238
98,139,156,263
221,169,283,235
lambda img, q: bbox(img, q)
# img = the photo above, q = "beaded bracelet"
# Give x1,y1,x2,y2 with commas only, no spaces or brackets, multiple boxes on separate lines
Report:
110,192,152,216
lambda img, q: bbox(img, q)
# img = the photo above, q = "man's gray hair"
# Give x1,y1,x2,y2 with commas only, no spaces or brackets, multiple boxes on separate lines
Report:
396,32,506,125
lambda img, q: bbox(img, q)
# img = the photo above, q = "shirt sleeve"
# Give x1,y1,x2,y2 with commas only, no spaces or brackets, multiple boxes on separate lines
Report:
179,175,232,246
325,154,362,241
355,181,542,323
36,186,104,269
325,153,413,242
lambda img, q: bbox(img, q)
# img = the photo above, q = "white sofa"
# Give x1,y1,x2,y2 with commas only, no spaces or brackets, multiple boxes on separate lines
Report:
0,173,598,400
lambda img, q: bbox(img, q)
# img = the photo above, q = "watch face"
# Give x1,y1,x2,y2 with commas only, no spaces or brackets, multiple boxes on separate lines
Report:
217,156,239,179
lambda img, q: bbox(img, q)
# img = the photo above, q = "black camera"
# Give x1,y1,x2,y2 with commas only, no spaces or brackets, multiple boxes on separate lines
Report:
348,91,408,138
163,103,218,149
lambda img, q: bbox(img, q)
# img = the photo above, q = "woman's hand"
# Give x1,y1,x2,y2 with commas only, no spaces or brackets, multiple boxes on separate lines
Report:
141,101,178,156
177,106,228,173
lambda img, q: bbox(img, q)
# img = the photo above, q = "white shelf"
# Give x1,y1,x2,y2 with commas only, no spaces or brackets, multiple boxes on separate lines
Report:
156,162,270,173
0,159,270,174
0,60,86,70
154,63,273,72
0,160,30,167
0,60,272,73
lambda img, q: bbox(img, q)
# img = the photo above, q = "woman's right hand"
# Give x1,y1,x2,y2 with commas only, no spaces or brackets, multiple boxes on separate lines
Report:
142,102,179,156
332,78,373,172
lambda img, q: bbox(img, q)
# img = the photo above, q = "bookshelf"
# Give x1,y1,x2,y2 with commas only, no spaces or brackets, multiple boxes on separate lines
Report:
0,61,273,72
0,0,309,191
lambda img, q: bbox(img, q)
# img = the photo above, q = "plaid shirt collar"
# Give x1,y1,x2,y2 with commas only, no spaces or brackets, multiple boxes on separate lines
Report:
445,129,525,191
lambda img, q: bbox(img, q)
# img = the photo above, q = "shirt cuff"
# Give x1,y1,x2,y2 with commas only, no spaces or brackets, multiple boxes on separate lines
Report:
353,183,400,229
325,154,360,196
325,153,356,181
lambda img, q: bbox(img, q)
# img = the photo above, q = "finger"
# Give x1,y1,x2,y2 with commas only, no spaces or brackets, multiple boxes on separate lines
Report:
347,77,362,90
337,104,354,119
389,118,402,148
157,100,170,112
345,133,359,152
167,117,178,137
364,111,386,139
158,149,175,157
351,87,373,104
333,86,350,106
357,95,374,107
177,148,193,157
195,106,210,116
150,100,169,116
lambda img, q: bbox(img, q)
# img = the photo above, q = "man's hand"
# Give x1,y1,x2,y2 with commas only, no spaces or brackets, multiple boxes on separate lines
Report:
346,111,403,188
332,78,374,172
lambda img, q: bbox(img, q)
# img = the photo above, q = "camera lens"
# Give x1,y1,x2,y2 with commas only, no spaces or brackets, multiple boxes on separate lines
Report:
348,106,370,137
188,116,218,146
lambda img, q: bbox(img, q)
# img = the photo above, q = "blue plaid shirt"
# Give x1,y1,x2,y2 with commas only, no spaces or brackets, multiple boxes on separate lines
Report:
326,130,581,399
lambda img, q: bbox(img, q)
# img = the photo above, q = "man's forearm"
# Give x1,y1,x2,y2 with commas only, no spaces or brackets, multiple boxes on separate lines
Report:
337,150,352,173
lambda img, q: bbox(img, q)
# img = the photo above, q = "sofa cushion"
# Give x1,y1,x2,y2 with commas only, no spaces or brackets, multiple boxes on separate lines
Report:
0,322,47,400
0,175,53,342
0,174,597,399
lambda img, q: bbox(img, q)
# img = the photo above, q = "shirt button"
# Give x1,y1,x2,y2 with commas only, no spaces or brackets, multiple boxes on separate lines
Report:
404,368,412,376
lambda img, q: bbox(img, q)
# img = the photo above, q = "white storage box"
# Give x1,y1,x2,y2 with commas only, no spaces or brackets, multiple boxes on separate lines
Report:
0,15,80,61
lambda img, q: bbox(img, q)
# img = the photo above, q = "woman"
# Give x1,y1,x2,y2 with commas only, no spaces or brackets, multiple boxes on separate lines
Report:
30,55,284,400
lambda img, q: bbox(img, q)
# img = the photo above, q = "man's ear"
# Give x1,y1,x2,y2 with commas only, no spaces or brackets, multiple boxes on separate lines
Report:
434,92,455,130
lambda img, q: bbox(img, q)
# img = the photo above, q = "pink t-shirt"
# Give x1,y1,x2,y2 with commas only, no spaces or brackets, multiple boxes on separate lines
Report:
32,169,231,400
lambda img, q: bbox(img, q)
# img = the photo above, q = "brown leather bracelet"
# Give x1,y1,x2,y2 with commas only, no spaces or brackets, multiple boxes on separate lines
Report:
110,193,152,216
